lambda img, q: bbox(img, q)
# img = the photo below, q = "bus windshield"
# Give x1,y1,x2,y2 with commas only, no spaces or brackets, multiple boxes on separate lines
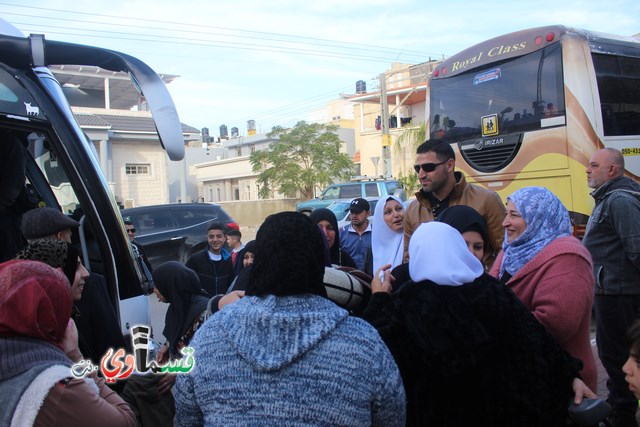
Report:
430,43,565,142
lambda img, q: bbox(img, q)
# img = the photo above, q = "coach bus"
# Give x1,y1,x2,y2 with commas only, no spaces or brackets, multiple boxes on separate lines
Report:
427,25,640,235
0,18,185,339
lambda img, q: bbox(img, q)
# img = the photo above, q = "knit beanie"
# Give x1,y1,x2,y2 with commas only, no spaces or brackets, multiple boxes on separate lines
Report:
0,259,73,347
15,239,80,286
247,212,327,298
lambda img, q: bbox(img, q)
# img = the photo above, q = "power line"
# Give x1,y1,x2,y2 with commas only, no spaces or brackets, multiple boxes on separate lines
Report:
226,86,353,125
1,4,443,58
4,11,427,59
10,20,424,64
2,3,432,129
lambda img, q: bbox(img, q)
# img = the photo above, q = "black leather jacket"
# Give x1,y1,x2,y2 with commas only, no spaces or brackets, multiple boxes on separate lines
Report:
583,176,640,295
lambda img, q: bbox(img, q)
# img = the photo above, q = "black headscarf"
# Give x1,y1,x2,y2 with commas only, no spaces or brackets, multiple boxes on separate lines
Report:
246,212,327,298
309,208,343,266
437,205,489,251
152,261,210,350
243,240,256,257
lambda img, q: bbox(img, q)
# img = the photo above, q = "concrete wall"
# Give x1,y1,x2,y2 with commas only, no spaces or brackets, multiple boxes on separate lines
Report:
218,199,299,227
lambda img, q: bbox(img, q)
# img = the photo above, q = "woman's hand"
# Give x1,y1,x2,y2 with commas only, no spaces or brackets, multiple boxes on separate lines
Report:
61,319,81,361
156,343,169,364
371,264,393,294
158,373,177,394
219,290,245,310
571,378,597,404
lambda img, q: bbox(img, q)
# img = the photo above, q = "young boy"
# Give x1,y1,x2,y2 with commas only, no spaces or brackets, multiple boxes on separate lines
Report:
226,228,245,274
623,319,640,399
185,223,235,296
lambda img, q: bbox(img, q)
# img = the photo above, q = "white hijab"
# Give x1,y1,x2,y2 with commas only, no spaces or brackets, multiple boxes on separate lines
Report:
408,222,484,286
372,195,405,274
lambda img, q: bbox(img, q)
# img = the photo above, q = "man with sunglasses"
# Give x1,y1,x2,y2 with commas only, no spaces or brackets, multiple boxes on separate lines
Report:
125,219,153,272
403,140,505,268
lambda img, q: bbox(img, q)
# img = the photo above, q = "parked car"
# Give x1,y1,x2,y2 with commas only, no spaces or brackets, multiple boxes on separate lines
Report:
296,179,405,214
326,197,379,229
121,203,238,270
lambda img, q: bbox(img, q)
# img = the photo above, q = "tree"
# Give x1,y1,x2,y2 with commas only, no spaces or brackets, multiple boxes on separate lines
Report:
394,121,426,156
250,121,354,200
394,121,425,194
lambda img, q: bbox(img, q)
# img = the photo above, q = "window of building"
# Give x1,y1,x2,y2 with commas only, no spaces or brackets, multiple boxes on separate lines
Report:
250,145,256,153
236,147,242,157
125,163,151,175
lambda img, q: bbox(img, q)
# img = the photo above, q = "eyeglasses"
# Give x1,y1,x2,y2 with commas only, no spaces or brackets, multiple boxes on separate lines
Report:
413,160,448,174
127,228,136,234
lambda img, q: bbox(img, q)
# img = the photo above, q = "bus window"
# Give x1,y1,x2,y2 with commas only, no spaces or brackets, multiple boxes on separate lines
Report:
430,43,565,143
29,132,81,215
593,53,640,136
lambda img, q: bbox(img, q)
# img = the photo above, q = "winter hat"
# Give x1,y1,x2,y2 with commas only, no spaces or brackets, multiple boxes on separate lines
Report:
21,207,79,240
247,212,327,298
0,259,73,347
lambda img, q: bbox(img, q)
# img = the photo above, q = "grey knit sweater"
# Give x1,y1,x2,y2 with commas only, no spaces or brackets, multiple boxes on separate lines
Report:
175,294,406,426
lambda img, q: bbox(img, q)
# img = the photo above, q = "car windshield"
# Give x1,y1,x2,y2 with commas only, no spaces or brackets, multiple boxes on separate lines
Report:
327,202,349,219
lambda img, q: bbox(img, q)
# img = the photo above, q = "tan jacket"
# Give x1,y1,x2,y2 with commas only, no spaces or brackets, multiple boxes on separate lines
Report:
403,172,505,267
32,348,136,427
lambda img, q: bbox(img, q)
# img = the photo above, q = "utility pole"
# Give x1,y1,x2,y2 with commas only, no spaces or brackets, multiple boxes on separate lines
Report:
379,73,392,177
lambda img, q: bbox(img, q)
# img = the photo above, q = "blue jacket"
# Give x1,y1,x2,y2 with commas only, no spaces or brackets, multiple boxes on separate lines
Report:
583,176,640,295
175,294,406,426
340,223,372,271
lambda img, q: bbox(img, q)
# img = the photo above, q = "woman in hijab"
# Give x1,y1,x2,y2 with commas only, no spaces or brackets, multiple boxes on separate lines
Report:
153,261,211,363
364,195,405,277
364,221,595,427
489,186,597,391
148,261,211,407
174,212,405,426
15,239,96,361
15,239,89,302
309,208,356,268
225,240,256,293
437,205,489,263
0,259,135,427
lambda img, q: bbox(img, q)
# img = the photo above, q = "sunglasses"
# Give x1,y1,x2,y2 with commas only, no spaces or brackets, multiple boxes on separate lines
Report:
127,228,136,233
413,160,448,174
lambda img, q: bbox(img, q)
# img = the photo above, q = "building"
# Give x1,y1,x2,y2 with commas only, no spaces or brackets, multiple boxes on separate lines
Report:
191,132,277,203
348,60,439,179
50,65,200,208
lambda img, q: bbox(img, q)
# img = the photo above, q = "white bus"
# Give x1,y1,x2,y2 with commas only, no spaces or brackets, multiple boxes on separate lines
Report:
427,25,640,235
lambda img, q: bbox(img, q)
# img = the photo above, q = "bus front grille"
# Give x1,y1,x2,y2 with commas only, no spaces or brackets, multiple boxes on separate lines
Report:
457,134,522,173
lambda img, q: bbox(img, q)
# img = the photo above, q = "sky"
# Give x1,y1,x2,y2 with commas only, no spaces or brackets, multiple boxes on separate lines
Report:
3,0,639,137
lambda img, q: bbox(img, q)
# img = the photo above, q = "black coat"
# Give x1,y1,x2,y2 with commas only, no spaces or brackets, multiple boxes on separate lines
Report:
185,249,235,297
74,273,127,362
363,273,581,427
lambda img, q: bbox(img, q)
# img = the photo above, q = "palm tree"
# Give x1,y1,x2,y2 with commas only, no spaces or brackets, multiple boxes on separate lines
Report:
393,122,426,194
393,121,426,156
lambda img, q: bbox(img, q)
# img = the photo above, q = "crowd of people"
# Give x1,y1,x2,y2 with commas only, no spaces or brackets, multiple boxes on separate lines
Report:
1,142,640,426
